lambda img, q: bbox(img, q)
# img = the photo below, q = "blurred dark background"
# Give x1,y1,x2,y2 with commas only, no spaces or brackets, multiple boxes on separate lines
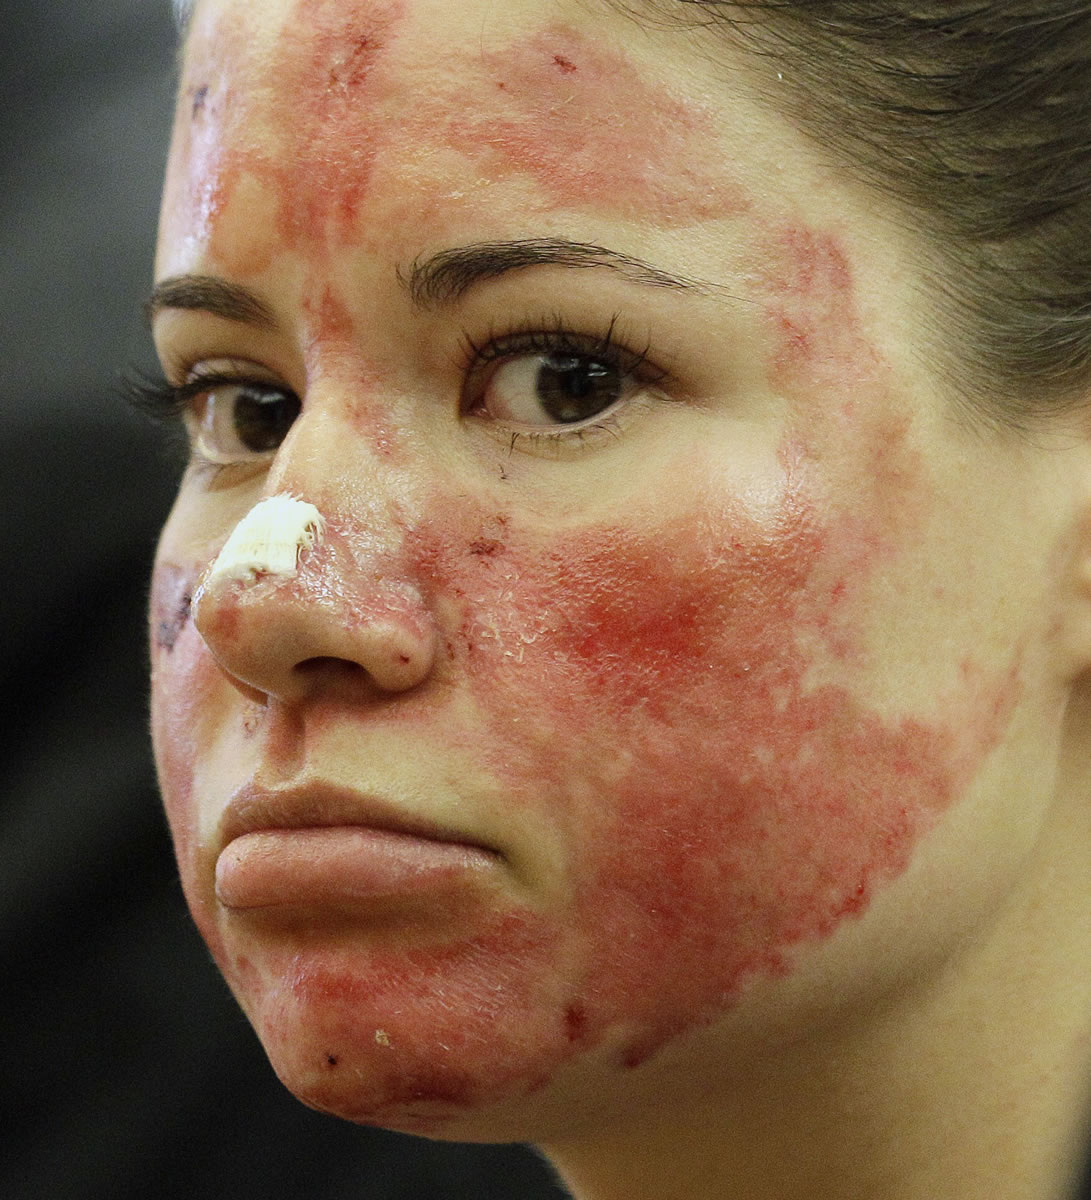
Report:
0,3,564,1196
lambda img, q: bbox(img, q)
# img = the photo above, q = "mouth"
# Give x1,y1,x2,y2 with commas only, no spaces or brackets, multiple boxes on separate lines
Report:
214,782,501,912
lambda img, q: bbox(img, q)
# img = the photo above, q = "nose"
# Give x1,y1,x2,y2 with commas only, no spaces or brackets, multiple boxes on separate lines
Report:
192,491,438,706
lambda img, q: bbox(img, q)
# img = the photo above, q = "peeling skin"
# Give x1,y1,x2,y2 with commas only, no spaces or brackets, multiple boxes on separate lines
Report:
203,495,326,588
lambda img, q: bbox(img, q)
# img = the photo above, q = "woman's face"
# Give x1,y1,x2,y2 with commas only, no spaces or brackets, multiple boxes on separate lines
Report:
151,0,1081,1140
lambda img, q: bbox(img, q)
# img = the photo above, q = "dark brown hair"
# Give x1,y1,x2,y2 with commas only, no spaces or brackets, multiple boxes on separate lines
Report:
624,2,1091,424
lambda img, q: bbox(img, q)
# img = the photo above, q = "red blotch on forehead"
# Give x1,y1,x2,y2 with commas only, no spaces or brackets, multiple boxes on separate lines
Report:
174,0,407,274
447,27,749,224
171,11,749,278
268,0,407,245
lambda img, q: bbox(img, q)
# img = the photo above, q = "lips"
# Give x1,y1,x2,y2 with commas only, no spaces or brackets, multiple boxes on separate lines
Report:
214,782,500,911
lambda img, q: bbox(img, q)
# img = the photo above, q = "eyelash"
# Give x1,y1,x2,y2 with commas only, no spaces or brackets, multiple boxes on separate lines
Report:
458,313,664,451
124,367,259,423
126,316,666,456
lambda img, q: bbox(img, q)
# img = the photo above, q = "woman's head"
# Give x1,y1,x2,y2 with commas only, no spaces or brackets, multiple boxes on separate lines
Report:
148,0,1091,1159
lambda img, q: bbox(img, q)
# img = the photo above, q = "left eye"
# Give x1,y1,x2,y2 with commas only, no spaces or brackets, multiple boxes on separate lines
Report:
189,382,301,463
470,352,637,428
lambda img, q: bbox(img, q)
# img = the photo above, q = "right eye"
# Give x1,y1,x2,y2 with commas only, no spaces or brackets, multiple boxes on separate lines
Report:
187,380,302,464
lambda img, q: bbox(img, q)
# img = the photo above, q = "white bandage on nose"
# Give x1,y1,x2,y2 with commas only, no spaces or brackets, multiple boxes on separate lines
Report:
204,495,326,588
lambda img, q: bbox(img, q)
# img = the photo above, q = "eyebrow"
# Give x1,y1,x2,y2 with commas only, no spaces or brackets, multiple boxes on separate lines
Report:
146,238,711,328
403,238,709,308
145,274,278,328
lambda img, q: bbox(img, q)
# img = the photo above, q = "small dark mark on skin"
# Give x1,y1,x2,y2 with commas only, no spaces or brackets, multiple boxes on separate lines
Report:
191,84,209,118
157,588,193,653
326,1054,340,1068
565,1002,588,1042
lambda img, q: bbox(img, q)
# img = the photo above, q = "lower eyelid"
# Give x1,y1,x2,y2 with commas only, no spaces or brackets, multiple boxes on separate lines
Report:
467,395,653,459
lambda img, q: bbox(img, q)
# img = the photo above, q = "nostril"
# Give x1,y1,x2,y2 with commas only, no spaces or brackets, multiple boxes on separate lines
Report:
294,657,369,683
291,653,428,694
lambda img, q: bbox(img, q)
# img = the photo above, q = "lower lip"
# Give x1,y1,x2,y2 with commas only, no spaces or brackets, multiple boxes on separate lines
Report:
215,827,497,910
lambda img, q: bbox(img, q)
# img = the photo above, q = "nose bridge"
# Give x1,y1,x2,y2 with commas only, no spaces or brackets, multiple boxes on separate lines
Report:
267,373,414,530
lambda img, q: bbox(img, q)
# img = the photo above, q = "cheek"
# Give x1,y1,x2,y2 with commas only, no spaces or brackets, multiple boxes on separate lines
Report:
150,562,194,654
414,469,1018,1070
149,560,234,958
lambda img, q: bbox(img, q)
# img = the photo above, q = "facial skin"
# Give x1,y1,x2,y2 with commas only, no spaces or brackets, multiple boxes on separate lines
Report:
151,0,1091,1192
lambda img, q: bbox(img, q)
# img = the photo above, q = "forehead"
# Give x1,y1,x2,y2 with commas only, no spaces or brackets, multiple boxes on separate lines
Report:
163,0,772,279
185,0,652,74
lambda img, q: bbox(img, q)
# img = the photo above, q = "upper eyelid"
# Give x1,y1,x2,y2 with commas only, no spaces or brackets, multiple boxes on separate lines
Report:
460,320,666,379
166,319,668,400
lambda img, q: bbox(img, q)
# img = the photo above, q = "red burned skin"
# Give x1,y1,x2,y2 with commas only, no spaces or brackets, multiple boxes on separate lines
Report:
444,27,751,224
175,0,408,276
301,285,403,461
265,0,407,248
201,461,1020,1127
241,913,566,1129
413,475,1017,1076
758,225,884,393
172,10,747,281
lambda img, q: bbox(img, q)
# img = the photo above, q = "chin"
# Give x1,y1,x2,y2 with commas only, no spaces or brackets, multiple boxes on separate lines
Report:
213,920,596,1141
248,997,594,1142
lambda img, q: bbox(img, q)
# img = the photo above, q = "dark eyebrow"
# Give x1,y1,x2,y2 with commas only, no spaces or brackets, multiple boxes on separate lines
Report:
145,274,278,329
402,238,709,309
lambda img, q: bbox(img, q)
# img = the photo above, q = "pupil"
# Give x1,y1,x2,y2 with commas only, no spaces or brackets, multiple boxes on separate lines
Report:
234,388,300,452
537,355,621,423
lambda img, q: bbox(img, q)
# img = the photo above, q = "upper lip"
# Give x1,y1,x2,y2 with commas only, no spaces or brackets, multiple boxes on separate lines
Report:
217,781,497,857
